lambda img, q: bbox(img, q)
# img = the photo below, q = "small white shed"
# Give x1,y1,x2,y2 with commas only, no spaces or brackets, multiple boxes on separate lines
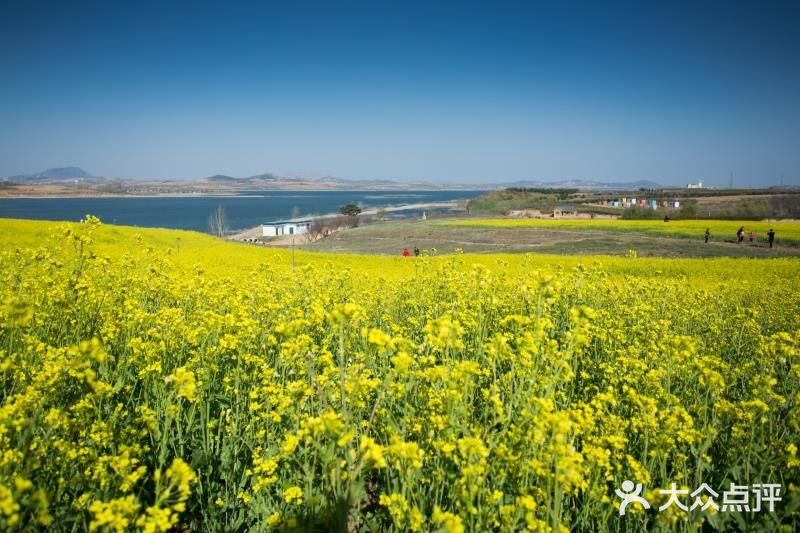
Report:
262,220,312,237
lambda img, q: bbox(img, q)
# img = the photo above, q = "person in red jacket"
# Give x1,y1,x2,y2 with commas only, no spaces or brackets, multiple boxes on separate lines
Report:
402,248,410,257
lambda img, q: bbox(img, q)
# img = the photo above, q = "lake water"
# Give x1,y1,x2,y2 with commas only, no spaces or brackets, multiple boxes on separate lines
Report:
0,190,483,232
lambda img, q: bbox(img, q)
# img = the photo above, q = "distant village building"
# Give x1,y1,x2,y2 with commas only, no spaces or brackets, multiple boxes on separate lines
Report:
553,205,578,218
686,181,704,189
609,196,678,210
261,220,312,237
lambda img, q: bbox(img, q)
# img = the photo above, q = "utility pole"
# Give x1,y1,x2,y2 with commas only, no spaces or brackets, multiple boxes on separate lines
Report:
729,174,733,189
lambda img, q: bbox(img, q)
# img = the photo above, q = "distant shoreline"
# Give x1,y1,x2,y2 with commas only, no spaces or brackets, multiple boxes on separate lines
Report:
0,188,487,200
228,200,466,240
0,192,246,199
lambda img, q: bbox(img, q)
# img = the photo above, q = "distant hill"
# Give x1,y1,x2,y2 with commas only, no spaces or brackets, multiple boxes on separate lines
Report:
10,167,97,183
247,173,281,181
197,171,458,190
501,179,663,190
597,180,663,190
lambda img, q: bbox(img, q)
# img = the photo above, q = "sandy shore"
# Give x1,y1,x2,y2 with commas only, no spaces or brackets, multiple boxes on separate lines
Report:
228,200,465,242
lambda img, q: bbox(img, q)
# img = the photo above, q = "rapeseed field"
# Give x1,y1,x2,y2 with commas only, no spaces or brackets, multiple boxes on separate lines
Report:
441,218,800,245
1,217,798,531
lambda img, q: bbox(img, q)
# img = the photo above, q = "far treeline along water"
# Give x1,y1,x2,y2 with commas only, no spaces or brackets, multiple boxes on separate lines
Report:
0,190,483,232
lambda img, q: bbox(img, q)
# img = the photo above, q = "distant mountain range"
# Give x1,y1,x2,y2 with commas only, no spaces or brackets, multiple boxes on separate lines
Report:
201,172,450,190
203,174,665,190
3,166,664,191
8,166,98,182
500,179,664,190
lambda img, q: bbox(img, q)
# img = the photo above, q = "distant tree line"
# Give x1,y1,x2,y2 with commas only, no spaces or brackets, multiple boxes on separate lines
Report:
622,194,800,220
636,188,800,199
620,206,669,220
505,187,578,199
306,215,359,240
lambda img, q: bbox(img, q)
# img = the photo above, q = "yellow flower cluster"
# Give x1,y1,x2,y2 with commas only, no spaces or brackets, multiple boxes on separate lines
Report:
0,217,799,530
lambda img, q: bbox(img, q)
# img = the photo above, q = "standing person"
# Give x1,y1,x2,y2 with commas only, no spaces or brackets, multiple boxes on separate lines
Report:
768,229,775,248
704,228,710,243
402,248,410,257
414,246,420,256
737,227,745,243
749,231,756,243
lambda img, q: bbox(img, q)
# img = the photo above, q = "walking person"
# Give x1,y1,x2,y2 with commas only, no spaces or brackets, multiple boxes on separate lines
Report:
737,227,745,243
768,229,775,248
704,228,710,243
749,231,756,243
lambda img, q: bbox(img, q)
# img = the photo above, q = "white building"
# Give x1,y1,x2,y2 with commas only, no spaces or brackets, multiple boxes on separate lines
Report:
686,181,704,189
261,219,312,237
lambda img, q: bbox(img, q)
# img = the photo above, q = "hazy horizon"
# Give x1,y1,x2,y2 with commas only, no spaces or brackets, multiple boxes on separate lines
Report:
2,165,688,187
2,1,798,188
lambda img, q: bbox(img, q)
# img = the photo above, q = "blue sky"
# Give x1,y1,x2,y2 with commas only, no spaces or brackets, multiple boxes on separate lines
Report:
1,0,798,186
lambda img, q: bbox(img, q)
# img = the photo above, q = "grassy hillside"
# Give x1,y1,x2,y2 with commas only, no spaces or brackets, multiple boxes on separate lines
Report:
466,189,578,213
303,218,800,257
